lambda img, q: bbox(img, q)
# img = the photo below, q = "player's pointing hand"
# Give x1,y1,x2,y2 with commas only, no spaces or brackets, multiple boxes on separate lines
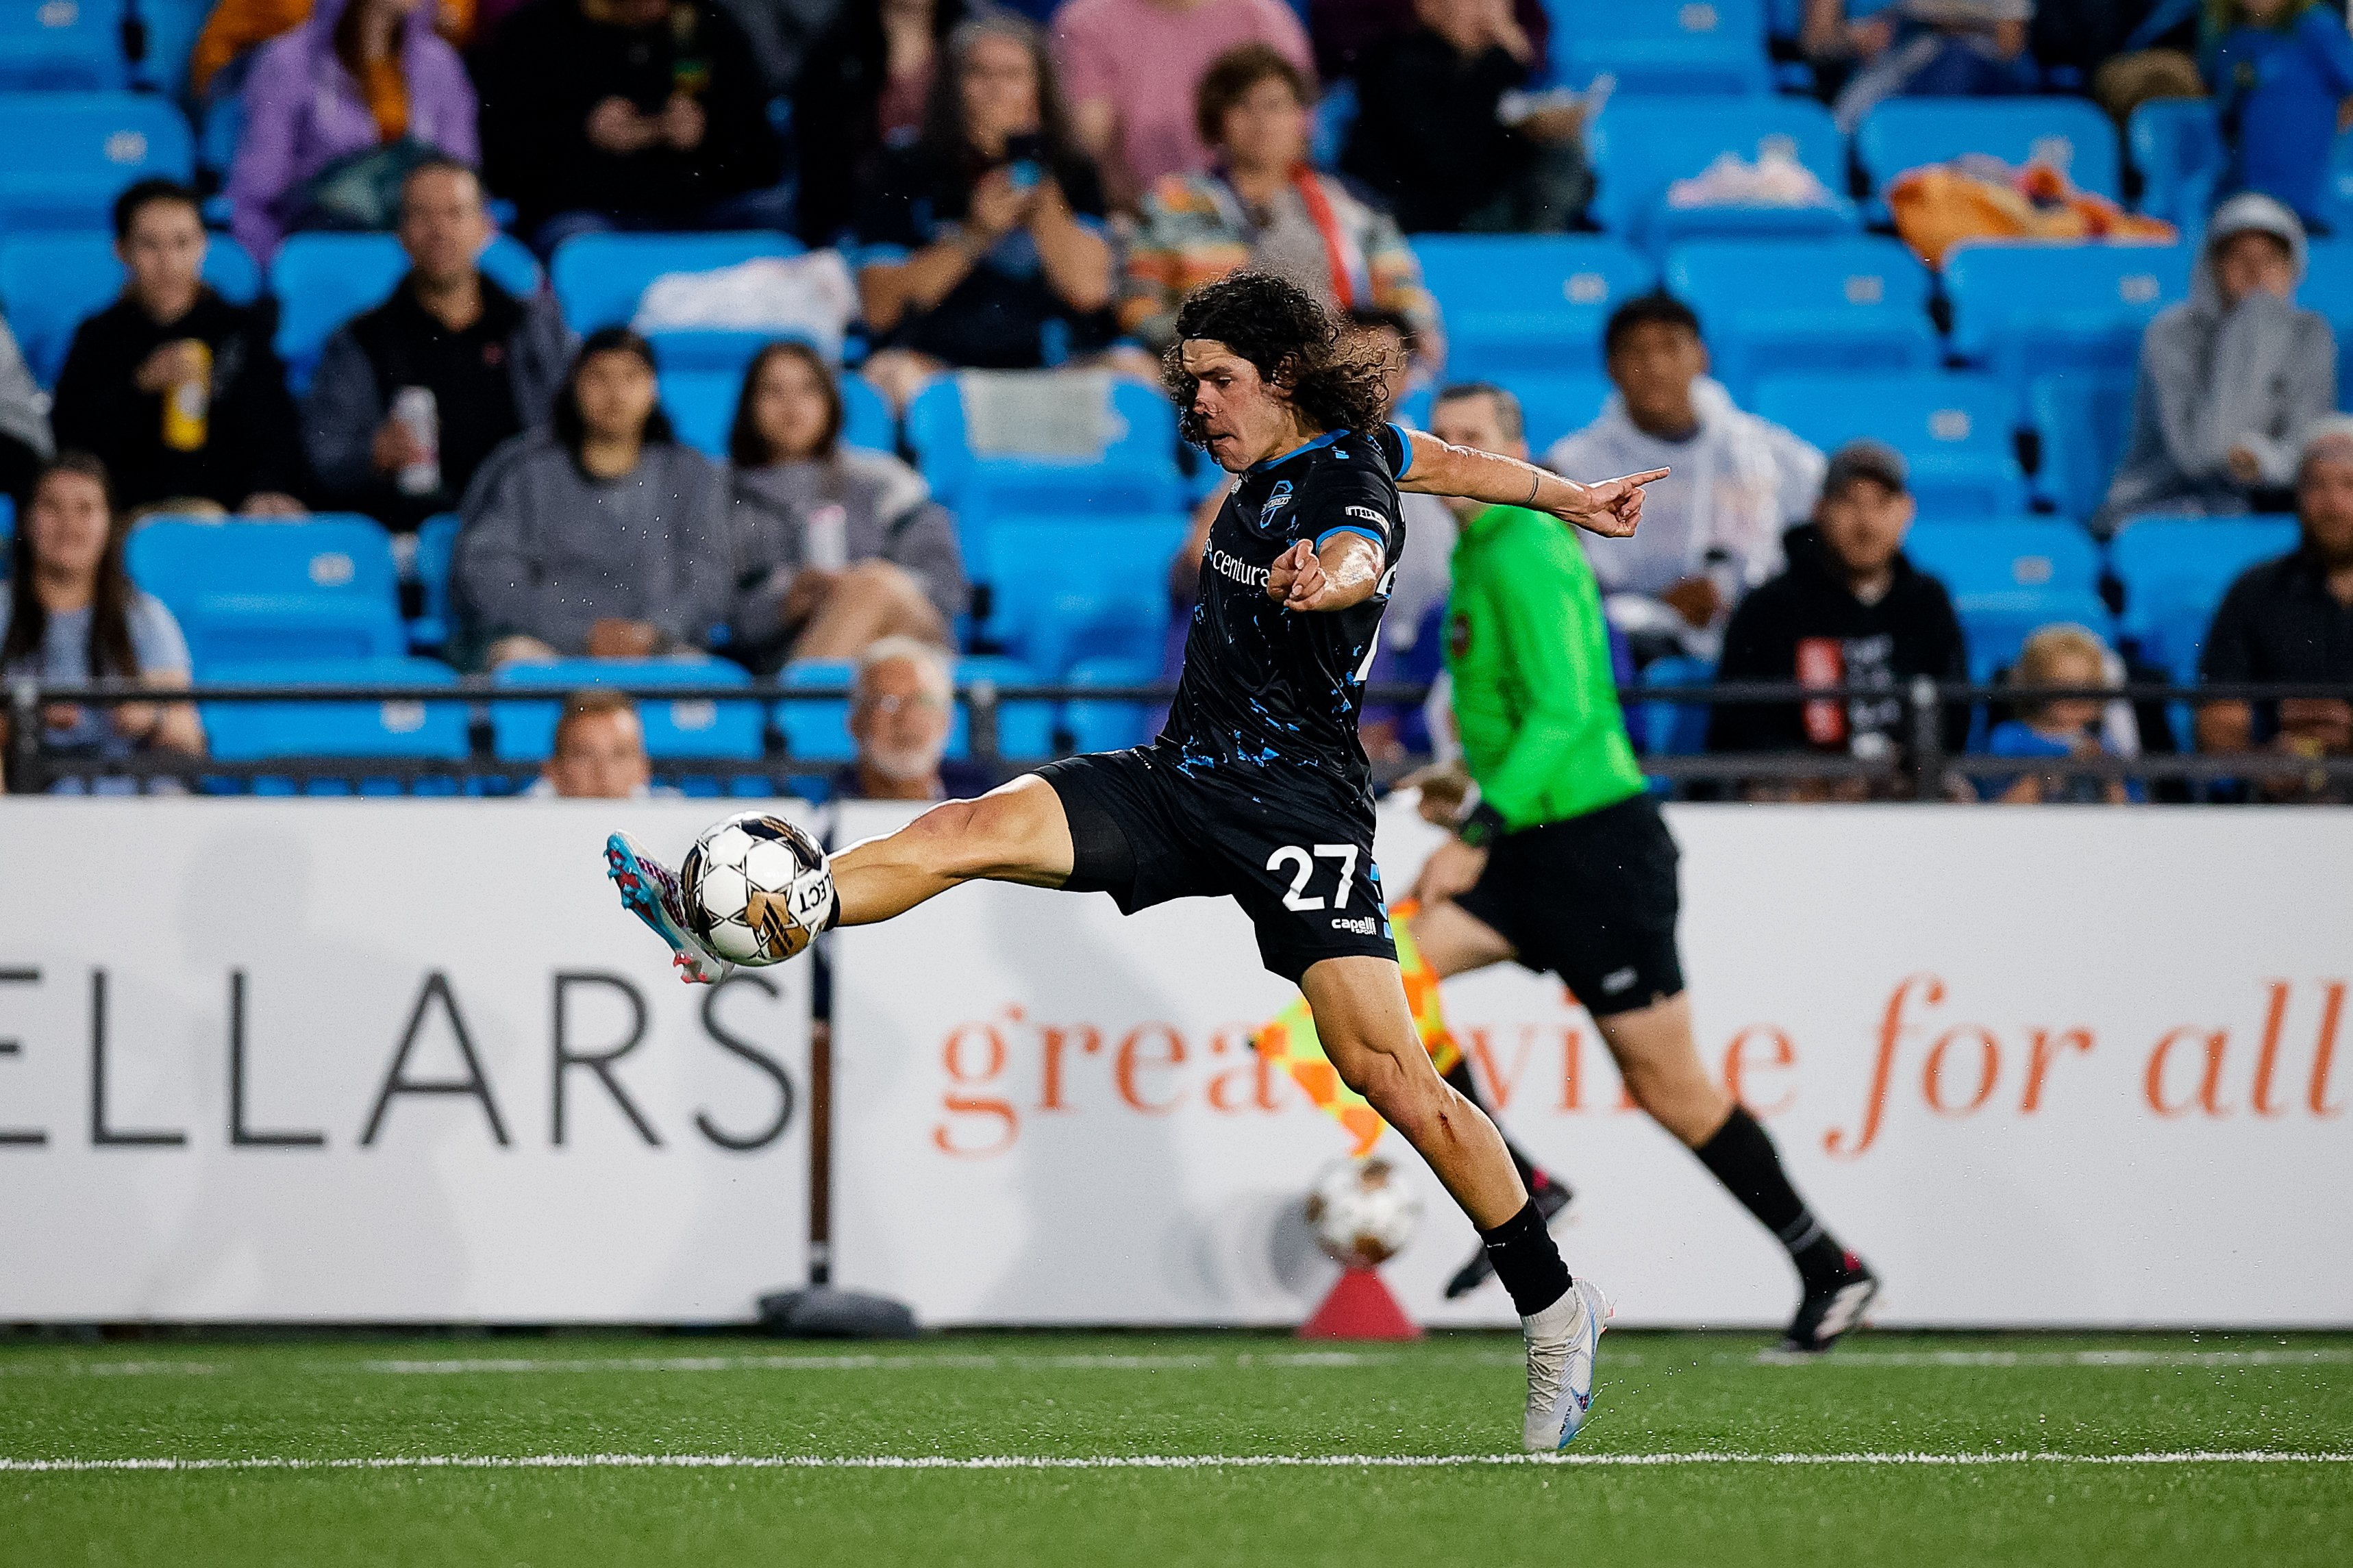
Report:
1551,467,1669,540
1265,539,1328,611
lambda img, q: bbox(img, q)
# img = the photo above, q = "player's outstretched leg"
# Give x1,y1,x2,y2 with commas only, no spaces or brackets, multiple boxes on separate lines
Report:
1302,956,1609,1450
825,775,1075,924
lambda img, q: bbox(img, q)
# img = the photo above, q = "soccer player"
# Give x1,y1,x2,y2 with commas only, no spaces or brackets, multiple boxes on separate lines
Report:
1402,382,1879,1354
607,273,1665,1449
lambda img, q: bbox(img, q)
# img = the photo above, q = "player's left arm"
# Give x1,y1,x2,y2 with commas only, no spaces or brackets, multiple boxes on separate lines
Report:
1395,427,1665,540
1266,530,1385,613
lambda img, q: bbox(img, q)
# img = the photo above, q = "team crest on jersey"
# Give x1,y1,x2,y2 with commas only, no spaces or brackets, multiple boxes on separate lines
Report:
1258,480,1294,529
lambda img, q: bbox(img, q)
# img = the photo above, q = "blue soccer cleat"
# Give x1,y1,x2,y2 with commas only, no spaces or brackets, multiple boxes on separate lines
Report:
1521,1275,1611,1452
606,830,733,986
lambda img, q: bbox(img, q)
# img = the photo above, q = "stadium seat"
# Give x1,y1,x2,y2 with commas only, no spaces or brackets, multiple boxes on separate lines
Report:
954,655,1052,759
1906,519,2108,679
1943,240,2190,393
408,512,461,652
549,231,804,373
1547,0,1773,96
1584,96,1855,256
2127,98,2224,229
1061,656,1160,754
0,0,127,90
1632,654,1715,758
981,514,1185,675
0,92,194,232
2026,371,2135,521
271,230,543,391
490,657,762,762
126,515,406,669
2304,242,2353,411
200,657,469,762
1663,238,1939,399
0,229,261,386
1410,235,1653,379
1855,97,2122,202
1952,588,2116,681
1506,372,1613,452
1752,372,2026,519
778,658,855,760
2109,514,2301,681
843,372,896,451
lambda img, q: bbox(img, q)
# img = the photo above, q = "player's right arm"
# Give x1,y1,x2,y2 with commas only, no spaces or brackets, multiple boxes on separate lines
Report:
1393,427,1665,539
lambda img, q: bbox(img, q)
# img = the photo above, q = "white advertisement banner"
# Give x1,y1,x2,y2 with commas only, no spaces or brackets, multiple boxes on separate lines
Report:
832,801,2351,1329
0,800,810,1321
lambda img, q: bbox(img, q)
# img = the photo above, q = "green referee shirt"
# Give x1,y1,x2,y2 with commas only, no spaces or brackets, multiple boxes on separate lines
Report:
1441,503,1647,832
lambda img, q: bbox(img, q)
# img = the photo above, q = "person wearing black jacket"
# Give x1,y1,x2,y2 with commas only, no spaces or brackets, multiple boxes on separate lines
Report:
1707,440,1970,797
793,0,968,247
476,0,786,254
51,181,308,518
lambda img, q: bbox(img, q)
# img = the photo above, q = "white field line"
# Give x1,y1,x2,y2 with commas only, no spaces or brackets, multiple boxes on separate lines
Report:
3,1450,2348,1475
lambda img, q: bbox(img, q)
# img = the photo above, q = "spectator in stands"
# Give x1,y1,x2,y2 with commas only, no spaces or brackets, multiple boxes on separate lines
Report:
719,0,854,98
1051,0,1312,211
1547,295,1823,664
227,0,480,266
0,319,53,521
793,0,971,247
2096,192,2337,534
1120,45,1444,365
2197,416,2353,802
192,0,473,99
303,158,575,532
1979,623,2139,803
1307,0,1547,84
0,455,204,792
526,689,673,797
2029,1,2203,125
1343,0,1590,234
53,182,309,520
1806,1,2037,134
452,327,732,669
2208,0,2353,231
855,14,1119,410
837,634,993,800
725,342,965,671
1708,441,1970,799
476,0,785,254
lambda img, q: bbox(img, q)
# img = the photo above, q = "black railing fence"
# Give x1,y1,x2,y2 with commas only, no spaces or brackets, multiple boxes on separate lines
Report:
8,677,2353,798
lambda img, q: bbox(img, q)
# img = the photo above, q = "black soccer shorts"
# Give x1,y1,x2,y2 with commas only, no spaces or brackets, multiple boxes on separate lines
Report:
1452,791,1686,1018
1036,745,1397,983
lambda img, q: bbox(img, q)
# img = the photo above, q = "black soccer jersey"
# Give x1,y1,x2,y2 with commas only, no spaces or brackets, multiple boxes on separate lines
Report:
1161,422,1413,800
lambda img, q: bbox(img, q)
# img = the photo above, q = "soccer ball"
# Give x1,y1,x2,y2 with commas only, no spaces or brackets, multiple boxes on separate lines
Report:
1304,1156,1421,1268
680,810,834,967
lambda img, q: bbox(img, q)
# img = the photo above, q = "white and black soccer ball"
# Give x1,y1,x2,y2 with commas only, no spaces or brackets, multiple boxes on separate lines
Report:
1304,1156,1422,1268
680,810,834,967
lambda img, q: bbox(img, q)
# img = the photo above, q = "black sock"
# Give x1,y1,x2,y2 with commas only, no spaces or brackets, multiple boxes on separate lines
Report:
1479,1199,1573,1318
1441,1062,1562,1199
1693,1106,1851,1292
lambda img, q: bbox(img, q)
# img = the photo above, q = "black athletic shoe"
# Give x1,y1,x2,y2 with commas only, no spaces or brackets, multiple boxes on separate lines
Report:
1778,1254,1880,1354
1444,1178,1573,1299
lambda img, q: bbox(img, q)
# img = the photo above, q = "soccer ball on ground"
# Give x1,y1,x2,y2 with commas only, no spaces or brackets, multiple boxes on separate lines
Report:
681,810,834,966
1304,1156,1422,1268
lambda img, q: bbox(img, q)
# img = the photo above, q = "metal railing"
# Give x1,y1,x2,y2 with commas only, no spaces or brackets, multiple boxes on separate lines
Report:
8,676,2353,798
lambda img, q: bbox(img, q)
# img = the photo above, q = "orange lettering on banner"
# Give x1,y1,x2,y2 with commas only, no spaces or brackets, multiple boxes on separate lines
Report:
934,1023,1017,1157
1827,973,1942,1158
2313,981,2346,1119
2145,1028,2229,1119
1464,1026,1538,1111
1722,1026,1797,1117
2252,980,2292,1117
2018,1028,2092,1113
1206,1025,1281,1113
1558,1028,1584,1112
1923,1027,1999,1115
1115,1024,1185,1114
1037,1024,1098,1112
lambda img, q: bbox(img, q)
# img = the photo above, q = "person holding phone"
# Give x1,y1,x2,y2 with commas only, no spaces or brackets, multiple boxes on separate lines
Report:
854,13,1123,411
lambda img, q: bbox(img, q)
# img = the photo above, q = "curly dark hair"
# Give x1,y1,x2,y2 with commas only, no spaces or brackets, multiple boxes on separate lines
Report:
1162,272,1393,450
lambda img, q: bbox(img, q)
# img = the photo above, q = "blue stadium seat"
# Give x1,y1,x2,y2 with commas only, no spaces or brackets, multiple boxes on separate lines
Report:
1953,588,2116,681
1943,241,2190,393
1411,235,1653,379
1752,372,2026,519
408,511,461,651
779,658,854,760
2026,371,2135,521
491,657,762,761
842,371,896,451
1664,238,1938,399
1505,372,1613,451
1632,654,1715,758
200,657,469,761
1585,96,1854,256
1062,656,1160,754
271,230,542,391
126,516,406,669
0,229,261,386
2110,514,2302,681
1906,519,2108,679
953,655,1051,759
2127,98,2223,229
981,514,1185,674
665,366,895,458
549,231,804,372
0,0,127,90
1856,97,2122,202
0,92,194,232
1548,0,1772,95
2304,242,2353,412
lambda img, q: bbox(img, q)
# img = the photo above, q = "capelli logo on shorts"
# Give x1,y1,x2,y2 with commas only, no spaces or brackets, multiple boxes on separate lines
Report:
1330,915,1378,935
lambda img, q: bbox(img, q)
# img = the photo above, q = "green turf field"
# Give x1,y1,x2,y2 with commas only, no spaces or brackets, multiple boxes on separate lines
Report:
4,1330,2348,1567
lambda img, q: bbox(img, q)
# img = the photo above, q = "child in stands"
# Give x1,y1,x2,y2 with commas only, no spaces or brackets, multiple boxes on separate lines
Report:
1981,623,2142,804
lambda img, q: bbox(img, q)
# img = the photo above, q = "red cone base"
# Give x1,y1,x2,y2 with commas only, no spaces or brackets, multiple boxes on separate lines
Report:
1298,1265,1423,1341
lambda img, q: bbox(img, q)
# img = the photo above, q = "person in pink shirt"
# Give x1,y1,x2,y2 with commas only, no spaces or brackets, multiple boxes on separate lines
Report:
1051,0,1313,210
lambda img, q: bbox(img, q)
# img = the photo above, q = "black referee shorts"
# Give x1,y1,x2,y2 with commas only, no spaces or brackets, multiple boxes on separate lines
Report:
1453,792,1686,1018
1035,745,1397,984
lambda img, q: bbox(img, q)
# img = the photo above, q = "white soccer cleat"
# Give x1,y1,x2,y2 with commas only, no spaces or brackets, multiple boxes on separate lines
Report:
1521,1275,1611,1452
606,831,734,986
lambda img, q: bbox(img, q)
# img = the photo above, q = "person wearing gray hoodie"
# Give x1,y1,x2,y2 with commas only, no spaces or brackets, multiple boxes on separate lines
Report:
2095,192,2338,537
